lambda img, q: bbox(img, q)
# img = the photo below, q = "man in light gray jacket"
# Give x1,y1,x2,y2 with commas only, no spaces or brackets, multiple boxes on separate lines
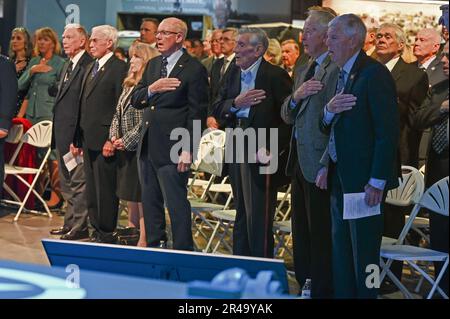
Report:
281,8,338,299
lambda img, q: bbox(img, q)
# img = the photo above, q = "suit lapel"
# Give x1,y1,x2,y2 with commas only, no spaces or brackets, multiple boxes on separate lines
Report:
249,60,268,123
391,57,406,83
85,56,115,98
334,51,366,125
169,54,189,79
297,57,331,117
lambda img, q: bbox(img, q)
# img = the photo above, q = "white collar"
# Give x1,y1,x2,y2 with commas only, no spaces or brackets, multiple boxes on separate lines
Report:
96,52,114,70
241,57,263,75
315,51,329,66
224,53,235,62
385,56,401,72
342,51,360,75
419,55,437,70
70,50,86,68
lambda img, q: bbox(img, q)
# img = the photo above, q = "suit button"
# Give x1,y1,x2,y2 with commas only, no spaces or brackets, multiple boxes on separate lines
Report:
151,106,155,111
145,121,149,126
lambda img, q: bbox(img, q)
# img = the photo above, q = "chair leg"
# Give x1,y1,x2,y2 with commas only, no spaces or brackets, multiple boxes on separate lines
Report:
407,258,449,299
380,258,414,299
203,221,221,253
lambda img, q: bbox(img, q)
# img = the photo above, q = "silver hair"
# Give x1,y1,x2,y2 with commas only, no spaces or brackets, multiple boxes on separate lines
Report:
222,27,239,41
417,28,443,45
91,25,118,49
238,27,269,51
329,14,367,49
308,10,336,30
378,23,407,52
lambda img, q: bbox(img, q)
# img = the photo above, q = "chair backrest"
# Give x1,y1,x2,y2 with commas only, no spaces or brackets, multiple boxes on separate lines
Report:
419,176,449,217
386,166,424,206
22,121,53,148
5,124,24,144
396,176,448,244
193,129,226,175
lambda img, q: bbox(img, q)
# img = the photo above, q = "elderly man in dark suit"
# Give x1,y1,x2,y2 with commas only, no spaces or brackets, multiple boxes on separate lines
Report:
49,24,93,240
375,23,429,168
132,17,208,251
321,14,400,298
0,55,18,195
412,41,449,296
280,8,337,299
74,25,127,243
207,28,238,130
375,23,429,283
213,28,292,258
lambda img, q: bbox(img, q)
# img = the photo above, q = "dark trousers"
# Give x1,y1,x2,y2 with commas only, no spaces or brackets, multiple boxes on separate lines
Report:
83,149,119,237
57,150,88,233
229,161,277,258
383,204,407,281
291,160,333,298
139,154,193,251
329,163,384,299
426,148,449,296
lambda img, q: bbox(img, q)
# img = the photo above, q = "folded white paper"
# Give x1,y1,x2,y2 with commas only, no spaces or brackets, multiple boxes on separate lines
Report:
63,151,83,172
343,192,381,220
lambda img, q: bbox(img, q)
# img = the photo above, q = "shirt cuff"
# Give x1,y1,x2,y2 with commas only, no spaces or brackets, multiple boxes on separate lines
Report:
290,98,298,110
369,178,386,191
148,88,154,100
323,105,335,125
0,129,9,134
230,106,239,113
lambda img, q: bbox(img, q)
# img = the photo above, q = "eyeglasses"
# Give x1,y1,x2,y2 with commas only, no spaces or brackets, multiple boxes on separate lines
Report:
155,31,180,37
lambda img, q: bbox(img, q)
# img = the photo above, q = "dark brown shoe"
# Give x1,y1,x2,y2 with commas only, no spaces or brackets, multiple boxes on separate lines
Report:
50,226,70,236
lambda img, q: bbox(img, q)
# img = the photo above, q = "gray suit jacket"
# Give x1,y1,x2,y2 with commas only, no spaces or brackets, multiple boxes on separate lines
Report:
281,55,339,183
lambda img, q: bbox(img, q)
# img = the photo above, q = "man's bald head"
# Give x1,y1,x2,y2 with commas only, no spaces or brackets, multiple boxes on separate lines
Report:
161,17,188,40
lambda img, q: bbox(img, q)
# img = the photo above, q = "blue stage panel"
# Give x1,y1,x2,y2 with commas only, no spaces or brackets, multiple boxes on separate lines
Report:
42,239,289,293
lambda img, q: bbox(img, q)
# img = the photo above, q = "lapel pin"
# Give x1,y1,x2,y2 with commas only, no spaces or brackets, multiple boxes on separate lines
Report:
101,67,105,72
350,74,355,80
431,67,435,71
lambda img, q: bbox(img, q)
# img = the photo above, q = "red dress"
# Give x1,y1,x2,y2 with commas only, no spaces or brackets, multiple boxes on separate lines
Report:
3,118,37,208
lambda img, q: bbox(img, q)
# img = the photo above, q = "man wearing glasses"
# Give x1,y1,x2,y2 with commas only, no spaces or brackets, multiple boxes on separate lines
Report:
132,17,209,251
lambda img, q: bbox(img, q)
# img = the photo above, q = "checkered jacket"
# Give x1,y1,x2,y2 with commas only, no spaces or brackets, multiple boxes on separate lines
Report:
109,86,143,151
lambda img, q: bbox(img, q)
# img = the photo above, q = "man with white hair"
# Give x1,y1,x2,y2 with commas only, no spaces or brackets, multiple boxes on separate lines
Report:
132,17,208,251
376,23,428,168
74,25,127,243
280,7,337,298
414,28,447,87
321,14,399,298
213,28,292,258
50,24,93,240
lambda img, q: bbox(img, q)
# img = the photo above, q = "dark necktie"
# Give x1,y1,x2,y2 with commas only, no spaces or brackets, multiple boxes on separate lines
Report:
220,58,230,79
329,69,347,162
432,115,449,154
62,61,74,89
304,60,318,82
161,56,168,78
91,60,99,79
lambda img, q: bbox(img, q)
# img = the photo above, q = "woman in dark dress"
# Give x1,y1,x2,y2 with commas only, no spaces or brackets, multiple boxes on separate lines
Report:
8,27,33,115
109,42,159,247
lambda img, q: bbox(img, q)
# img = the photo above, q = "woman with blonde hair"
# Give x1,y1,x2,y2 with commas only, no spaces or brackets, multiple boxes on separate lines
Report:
18,27,65,210
8,27,33,114
109,42,159,247
264,38,282,66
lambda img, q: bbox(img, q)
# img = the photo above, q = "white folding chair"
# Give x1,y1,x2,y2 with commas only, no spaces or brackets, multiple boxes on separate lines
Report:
380,177,449,299
2,121,53,221
273,220,293,258
275,184,291,222
382,166,425,245
204,209,236,254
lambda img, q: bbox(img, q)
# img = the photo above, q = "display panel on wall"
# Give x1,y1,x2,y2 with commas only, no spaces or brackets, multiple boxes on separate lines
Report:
292,0,323,20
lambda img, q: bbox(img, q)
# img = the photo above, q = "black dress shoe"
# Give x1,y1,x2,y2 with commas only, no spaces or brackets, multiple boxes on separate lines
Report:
50,226,71,236
60,230,90,241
